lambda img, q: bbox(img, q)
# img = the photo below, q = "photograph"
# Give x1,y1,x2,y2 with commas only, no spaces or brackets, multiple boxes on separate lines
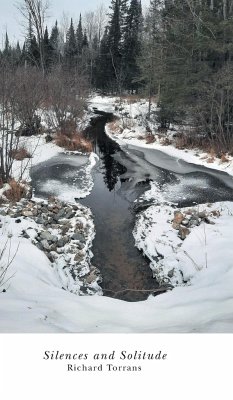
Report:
0,0,233,336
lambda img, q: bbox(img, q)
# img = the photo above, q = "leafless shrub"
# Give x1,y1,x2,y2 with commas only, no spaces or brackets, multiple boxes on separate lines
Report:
108,120,123,134
0,239,19,292
10,147,32,161
160,137,172,146
4,179,27,202
14,67,44,136
145,134,156,144
44,66,89,131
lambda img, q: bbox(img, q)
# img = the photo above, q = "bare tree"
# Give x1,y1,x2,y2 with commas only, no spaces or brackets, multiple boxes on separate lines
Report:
14,67,44,136
0,61,45,183
0,62,19,183
17,0,50,74
44,66,89,133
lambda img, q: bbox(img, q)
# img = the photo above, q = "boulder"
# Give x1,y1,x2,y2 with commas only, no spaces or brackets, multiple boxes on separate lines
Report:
22,210,33,217
40,231,53,241
178,225,190,240
71,233,86,242
41,239,50,250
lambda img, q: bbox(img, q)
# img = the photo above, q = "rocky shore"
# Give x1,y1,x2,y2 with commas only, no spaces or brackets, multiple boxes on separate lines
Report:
0,198,102,296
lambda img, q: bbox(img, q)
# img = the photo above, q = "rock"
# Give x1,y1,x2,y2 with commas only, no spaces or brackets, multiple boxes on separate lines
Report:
203,217,215,225
198,211,207,219
50,235,58,243
22,230,30,239
86,272,98,284
40,231,53,241
0,210,7,216
168,269,175,278
74,252,84,263
41,239,51,250
50,244,57,252
45,134,53,143
77,242,85,250
189,217,200,227
57,236,69,248
47,253,55,262
65,210,75,219
178,225,190,240
36,217,45,224
15,219,21,224
71,233,86,242
173,211,184,225
55,209,66,220
36,242,44,251
22,210,33,217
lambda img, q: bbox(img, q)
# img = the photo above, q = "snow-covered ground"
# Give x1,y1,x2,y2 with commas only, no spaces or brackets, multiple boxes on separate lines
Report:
0,95,233,333
1,199,233,333
90,95,233,176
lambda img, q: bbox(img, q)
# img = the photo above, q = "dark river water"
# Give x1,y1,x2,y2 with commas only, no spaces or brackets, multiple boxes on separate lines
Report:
31,111,233,302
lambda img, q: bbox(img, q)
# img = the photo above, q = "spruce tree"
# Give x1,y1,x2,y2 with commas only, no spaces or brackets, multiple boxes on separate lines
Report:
50,20,60,64
77,14,84,55
43,26,53,71
123,0,142,92
65,18,78,69
82,30,89,49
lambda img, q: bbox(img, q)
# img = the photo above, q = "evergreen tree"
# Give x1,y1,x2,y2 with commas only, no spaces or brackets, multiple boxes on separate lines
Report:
43,26,53,71
77,14,84,55
2,32,11,61
82,30,89,49
123,0,142,92
65,18,78,68
25,14,40,67
106,0,124,91
50,21,60,64
95,27,113,90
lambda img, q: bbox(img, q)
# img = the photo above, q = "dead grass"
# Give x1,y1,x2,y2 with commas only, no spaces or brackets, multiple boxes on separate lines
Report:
160,137,172,146
5,179,27,202
55,133,93,153
108,120,123,134
121,94,142,104
145,134,156,144
60,119,77,137
10,147,31,161
137,135,145,140
220,153,230,163
173,131,233,162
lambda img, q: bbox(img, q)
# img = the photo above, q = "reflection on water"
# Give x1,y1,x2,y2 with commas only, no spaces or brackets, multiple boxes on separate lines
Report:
81,114,161,302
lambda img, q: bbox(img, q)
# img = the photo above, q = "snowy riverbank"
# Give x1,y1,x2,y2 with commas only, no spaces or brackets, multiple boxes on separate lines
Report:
0,95,233,333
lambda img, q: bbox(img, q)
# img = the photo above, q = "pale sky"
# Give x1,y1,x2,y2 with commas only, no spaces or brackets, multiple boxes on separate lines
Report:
0,0,111,46
0,0,149,47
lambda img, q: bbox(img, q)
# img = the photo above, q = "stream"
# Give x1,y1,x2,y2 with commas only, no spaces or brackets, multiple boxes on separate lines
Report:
31,111,233,302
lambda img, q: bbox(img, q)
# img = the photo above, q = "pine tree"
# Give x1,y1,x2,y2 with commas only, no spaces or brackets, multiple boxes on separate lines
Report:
82,30,89,49
50,20,60,64
77,14,84,55
123,0,143,92
25,14,40,67
43,26,53,71
3,32,11,61
65,18,78,68
95,27,113,90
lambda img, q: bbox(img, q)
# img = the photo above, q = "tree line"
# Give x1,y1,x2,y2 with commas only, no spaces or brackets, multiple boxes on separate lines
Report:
1,0,233,174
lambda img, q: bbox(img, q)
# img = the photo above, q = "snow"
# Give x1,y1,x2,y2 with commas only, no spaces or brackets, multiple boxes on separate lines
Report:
11,135,64,182
96,95,233,177
88,95,118,114
0,196,233,333
0,95,233,333
34,152,98,202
